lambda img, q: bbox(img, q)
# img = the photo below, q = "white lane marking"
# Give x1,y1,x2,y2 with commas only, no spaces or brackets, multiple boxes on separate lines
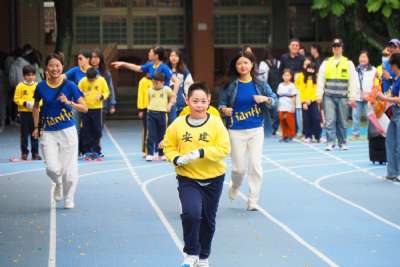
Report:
225,182,340,267
315,169,400,231
48,185,56,267
263,159,367,173
264,155,400,231
104,125,184,254
272,153,366,163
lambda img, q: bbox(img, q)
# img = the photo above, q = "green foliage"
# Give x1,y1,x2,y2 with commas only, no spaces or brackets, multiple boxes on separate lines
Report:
312,0,400,18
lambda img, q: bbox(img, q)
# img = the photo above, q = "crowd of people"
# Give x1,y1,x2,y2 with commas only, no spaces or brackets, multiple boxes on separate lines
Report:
1,36,400,267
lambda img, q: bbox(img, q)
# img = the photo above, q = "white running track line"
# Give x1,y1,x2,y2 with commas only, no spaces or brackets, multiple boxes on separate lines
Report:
263,159,367,173
263,155,400,231
48,185,56,267
230,184,340,267
104,125,184,255
315,170,400,231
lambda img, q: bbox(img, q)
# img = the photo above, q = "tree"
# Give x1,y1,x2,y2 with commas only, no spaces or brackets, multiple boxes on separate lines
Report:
312,0,400,51
54,0,73,67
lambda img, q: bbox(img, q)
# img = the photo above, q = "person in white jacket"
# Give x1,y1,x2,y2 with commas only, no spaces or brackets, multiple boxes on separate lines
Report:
352,50,378,139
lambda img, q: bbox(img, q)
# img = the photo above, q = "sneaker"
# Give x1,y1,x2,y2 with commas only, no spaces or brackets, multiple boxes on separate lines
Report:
97,152,104,158
181,255,199,267
339,144,348,151
83,153,93,161
320,136,327,143
21,154,28,160
53,184,63,202
32,154,42,160
385,175,398,181
303,138,312,144
247,200,258,211
196,258,209,267
160,155,167,161
145,155,153,161
64,200,75,209
351,134,360,141
228,184,238,200
325,143,335,151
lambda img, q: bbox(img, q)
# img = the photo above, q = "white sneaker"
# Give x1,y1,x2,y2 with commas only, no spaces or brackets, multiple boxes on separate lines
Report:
247,199,258,211
325,143,335,151
196,258,209,267
228,184,238,200
181,255,199,267
145,155,153,161
339,144,348,150
53,184,63,202
303,138,311,144
160,155,167,161
64,200,75,209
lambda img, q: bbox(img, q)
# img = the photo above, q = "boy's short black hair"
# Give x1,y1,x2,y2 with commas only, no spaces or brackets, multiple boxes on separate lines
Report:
152,72,165,82
86,67,97,80
389,53,400,69
187,82,209,98
23,64,36,76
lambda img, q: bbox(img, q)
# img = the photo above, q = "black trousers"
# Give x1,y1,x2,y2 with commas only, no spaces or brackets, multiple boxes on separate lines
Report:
146,111,167,156
80,109,103,154
302,101,322,140
19,112,38,155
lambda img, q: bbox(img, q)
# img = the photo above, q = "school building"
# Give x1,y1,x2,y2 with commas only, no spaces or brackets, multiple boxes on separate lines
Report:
1,0,334,117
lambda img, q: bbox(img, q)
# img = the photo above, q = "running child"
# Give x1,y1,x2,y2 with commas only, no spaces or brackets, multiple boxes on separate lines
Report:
163,82,230,267
78,67,109,160
278,69,297,142
146,72,175,161
13,65,41,160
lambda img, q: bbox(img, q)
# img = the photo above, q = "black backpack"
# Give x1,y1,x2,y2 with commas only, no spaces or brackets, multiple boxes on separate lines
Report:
266,59,281,93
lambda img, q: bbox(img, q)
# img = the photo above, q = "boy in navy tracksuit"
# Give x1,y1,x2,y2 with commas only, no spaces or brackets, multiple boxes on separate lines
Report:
146,72,175,161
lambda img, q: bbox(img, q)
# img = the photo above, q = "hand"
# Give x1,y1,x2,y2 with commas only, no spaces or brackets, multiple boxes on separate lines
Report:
348,100,357,109
383,70,391,80
110,61,124,69
57,93,69,104
302,103,308,110
176,150,201,166
32,128,42,139
96,94,103,101
138,111,143,119
253,95,270,104
25,101,34,110
376,91,387,101
109,106,116,114
222,107,233,117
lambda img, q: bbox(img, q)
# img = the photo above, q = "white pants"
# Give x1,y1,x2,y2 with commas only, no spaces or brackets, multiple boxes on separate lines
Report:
40,126,79,202
229,127,264,204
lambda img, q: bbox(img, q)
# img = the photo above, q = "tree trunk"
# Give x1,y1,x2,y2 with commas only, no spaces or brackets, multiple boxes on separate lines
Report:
54,0,73,67
354,5,385,51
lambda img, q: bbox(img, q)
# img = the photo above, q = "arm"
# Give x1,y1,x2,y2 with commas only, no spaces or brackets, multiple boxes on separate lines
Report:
183,73,194,96
110,61,143,73
170,74,180,95
162,123,180,163
258,61,269,83
347,61,359,102
100,78,110,101
32,101,41,139
201,120,231,162
316,61,326,102
105,72,117,105
13,84,25,107
218,85,233,117
167,89,176,112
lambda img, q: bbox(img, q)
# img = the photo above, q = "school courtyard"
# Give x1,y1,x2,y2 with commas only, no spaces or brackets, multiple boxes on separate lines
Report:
1,121,399,267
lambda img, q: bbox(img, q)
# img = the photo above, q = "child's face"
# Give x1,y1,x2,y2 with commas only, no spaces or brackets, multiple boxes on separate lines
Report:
169,52,179,65
90,53,100,67
24,73,36,83
46,58,63,79
152,80,164,89
186,90,209,117
282,72,292,82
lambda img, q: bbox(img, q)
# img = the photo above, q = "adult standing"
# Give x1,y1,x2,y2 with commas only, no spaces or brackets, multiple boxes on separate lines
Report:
259,49,281,135
279,38,305,79
351,50,377,139
316,38,358,151
32,53,88,209
310,44,323,71
111,46,179,112
167,49,193,119
219,51,277,211
90,48,117,118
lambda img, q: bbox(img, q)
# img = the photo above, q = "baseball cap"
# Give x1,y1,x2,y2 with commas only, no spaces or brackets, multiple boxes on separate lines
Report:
331,38,343,47
388,39,400,48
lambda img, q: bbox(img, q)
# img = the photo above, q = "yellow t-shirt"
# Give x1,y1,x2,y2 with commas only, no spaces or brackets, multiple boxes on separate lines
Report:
14,81,38,112
295,73,317,103
163,114,230,180
78,76,110,109
147,86,173,112
179,105,221,118
137,77,152,110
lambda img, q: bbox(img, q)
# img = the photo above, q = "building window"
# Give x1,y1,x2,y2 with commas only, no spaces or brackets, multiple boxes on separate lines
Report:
44,1,56,44
75,16,100,43
132,0,183,7
103,16,127,43
133,16,157,45
288,5,315,41
74,0,99,8
240,15,269,44
103,0,127,7
160,16,184,44
214,15,238,44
